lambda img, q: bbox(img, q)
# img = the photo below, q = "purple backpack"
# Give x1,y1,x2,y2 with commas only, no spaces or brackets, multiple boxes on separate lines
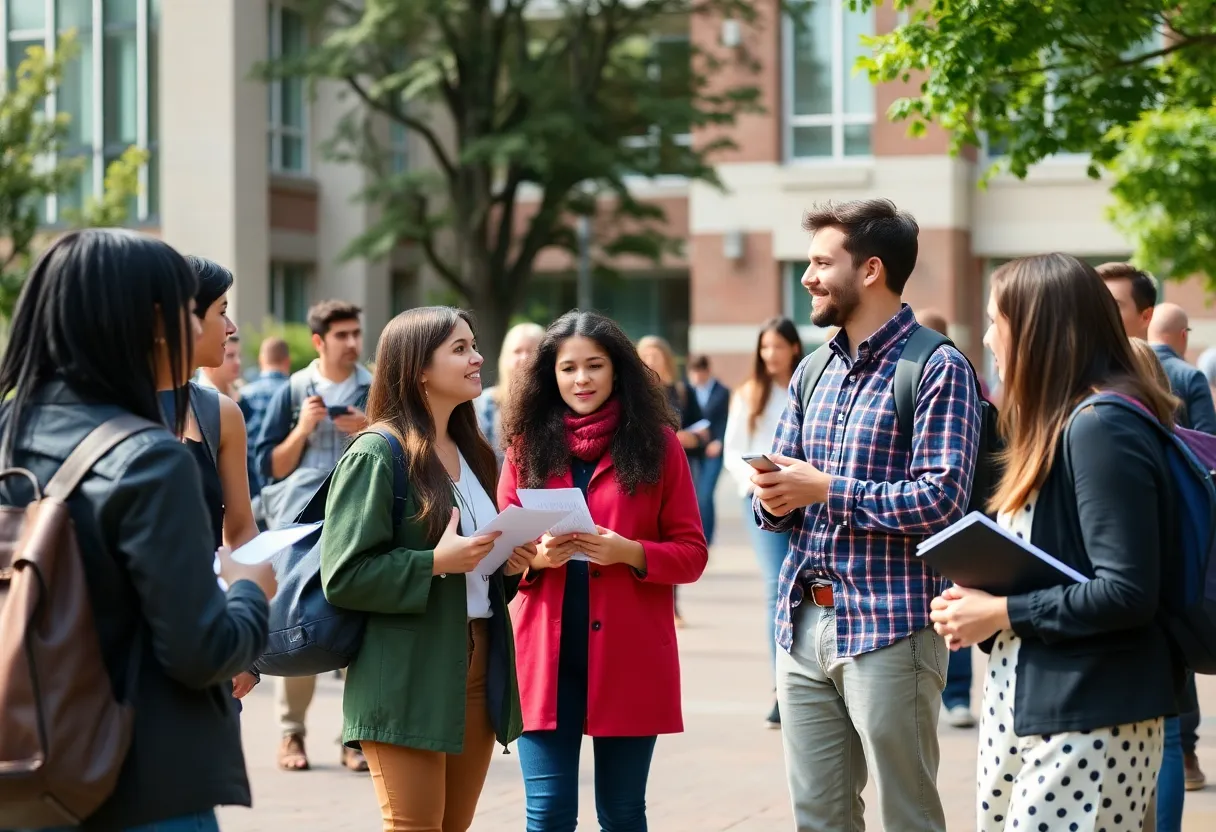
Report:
1069,392,1216,674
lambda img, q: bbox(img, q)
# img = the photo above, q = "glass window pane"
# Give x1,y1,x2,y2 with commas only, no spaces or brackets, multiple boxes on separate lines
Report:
58,153,94,216
103,0,137,26
788,262,811,325
280,77,303,129
280,8,306,57
655,36,690,135
7,38,43,76
7,0,46,31
103,28,137,144
281,135,304,172
843,124,871,156
58,34,93,147
791,0,832,117
792,125,832,158
57,0,93,31
842,6,874,116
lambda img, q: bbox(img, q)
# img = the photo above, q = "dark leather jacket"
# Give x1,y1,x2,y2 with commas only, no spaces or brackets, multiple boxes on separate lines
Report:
0,381,269,831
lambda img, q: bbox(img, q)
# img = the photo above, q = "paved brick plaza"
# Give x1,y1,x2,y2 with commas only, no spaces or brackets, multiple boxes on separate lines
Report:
219,505,1216,831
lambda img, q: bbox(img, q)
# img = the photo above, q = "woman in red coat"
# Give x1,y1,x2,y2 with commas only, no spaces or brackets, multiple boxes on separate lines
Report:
498,310,708,831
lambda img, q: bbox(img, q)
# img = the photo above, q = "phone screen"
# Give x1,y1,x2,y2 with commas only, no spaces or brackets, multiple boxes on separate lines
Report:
743,454,780,473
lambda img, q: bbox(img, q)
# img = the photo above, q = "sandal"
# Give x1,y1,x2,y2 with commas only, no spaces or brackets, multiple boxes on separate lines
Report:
278,733,310,771
342,745,369,772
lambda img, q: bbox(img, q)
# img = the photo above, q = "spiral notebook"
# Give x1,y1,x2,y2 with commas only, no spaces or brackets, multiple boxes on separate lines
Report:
916,511,1089,595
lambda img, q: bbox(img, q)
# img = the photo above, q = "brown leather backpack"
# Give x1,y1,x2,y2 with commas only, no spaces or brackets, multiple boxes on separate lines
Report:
0,414,159,828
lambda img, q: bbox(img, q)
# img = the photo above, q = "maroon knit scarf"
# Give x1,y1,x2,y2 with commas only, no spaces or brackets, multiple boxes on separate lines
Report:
564,396,621,462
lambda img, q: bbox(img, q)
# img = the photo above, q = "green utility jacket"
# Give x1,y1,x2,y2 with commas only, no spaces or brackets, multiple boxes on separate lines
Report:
319,433,523,753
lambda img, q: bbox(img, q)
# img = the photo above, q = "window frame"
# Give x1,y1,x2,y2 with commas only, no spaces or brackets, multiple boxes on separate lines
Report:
622,31,693,184
267,2,309,175
782,0,876,163
1,0,157,223
268,261,312,324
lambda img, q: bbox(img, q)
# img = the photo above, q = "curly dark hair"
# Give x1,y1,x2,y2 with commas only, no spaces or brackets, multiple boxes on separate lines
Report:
500,310,679,492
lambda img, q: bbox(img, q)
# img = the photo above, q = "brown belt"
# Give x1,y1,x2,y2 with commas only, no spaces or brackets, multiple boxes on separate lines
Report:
807,582,834,607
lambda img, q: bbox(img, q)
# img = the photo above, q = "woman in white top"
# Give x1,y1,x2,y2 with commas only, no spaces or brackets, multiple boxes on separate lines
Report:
722,317,805,728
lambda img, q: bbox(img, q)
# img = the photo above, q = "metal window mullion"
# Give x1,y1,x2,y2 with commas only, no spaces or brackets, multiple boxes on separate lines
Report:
782,13,793,161
45,0,58,223
135,0,148,220
91,0,104,207
831,0,843,160
269,4,281,173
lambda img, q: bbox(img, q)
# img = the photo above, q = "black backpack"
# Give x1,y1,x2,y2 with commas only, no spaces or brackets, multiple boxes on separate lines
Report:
798,326,1002,513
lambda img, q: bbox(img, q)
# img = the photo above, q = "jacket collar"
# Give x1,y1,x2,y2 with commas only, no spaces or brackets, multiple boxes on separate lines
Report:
829,304,918,367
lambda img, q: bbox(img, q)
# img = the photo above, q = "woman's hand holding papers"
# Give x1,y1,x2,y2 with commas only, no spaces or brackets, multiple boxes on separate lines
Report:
504,543,537,576
530,532,581,571
930,585,1011,649
580,526,646,570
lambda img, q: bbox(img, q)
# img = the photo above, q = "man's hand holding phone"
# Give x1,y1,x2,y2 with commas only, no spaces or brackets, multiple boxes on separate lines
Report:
748,453,832,517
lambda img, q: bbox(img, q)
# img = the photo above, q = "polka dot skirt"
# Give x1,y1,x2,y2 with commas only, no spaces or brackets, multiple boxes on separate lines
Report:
975,492,1164,832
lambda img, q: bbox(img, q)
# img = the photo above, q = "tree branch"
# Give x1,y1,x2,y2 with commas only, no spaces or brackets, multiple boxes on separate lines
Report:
999,31,1216,79
344,74,456,181
408,191,471,298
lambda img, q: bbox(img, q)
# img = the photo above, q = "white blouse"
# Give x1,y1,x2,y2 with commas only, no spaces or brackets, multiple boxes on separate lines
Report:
451,451,496,620
722,382,791,498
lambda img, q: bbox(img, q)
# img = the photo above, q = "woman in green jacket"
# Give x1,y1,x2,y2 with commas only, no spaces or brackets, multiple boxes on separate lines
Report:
319,306,530,832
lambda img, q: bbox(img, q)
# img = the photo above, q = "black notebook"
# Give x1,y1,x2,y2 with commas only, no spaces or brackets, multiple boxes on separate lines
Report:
916,511,1089,595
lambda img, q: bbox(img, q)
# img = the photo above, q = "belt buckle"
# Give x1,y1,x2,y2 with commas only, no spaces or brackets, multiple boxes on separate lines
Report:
809,581,834,608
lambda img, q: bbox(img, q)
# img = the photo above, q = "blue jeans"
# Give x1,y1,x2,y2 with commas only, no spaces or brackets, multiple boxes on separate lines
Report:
941,646,973,709
1157,716,1185,832
742,495,792,679
518,662,657,830
694,454,724,544
36,810,220,832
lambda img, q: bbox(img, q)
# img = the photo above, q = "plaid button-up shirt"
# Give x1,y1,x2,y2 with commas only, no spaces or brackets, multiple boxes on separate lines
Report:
756,305,982,657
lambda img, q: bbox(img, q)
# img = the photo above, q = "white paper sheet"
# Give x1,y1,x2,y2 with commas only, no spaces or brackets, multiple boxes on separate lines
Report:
685,418,711,434
516,488,599,561
230,521,324,565
471,506,572,577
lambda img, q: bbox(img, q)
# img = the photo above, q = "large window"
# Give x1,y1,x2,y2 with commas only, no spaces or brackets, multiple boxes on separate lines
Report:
267,2,307,174
3,0,159,222
784,0,874,160
269,261,311,323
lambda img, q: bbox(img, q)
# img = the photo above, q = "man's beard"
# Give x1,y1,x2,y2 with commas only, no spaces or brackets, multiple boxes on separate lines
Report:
810,284,860,328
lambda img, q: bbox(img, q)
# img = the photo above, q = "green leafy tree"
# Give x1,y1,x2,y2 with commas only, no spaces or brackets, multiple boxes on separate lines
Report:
0,32,148,319
856,1,1216,283
241,318,320,373
259,0,765,371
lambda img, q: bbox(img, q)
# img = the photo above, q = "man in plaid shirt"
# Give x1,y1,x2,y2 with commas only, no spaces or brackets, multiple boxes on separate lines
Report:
751,199,981,832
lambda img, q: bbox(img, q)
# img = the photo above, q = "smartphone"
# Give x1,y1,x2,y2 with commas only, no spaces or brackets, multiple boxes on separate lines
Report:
327,404,352,419
742,454,781,473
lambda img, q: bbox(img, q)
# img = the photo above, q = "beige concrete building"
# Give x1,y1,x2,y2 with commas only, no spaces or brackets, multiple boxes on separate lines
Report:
8,0,1210,383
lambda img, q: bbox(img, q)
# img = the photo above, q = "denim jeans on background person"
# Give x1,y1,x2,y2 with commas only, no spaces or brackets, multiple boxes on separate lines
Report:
1157,716,1185,832
695,454,724,545
742,495,792,675
942,646,973,710
517,665,657,832
36,809,221,832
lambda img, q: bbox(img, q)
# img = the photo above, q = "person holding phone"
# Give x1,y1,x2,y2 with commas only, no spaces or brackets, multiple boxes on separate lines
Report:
723,316,804,728
499,311,708,831
254,299,374,772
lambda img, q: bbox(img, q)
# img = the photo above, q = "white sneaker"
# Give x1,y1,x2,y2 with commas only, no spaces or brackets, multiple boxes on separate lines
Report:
945,705,976,729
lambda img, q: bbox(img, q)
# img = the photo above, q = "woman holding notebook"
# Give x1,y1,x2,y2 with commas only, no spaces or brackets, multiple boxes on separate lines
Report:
928,253,1186,832
498,310,708,831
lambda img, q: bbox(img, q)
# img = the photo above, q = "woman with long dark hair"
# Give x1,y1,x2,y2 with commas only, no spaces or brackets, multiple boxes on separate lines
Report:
722,316,804,728
0,229,274,831
929,253,1186,832
319,306,528,832
499,310,708,831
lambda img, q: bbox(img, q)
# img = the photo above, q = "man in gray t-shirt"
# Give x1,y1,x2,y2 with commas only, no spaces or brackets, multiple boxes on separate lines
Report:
253,299,372,774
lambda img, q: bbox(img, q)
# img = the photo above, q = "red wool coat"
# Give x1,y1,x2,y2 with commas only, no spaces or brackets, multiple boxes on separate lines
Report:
498,428,708,737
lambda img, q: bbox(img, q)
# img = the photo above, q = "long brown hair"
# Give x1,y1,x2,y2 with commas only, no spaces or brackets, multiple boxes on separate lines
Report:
988,253,1176,514
744,317,804,434
365,307,498,541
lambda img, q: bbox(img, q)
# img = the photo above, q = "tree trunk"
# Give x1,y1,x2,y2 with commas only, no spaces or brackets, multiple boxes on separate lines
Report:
468,266,511,389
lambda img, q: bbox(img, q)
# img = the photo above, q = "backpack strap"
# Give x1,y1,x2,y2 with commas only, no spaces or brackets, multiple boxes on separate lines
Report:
189,381,222,467
798,344,835,416
46,414,161,501
893,326,951,446
371,429,409,529
288,370,314,427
